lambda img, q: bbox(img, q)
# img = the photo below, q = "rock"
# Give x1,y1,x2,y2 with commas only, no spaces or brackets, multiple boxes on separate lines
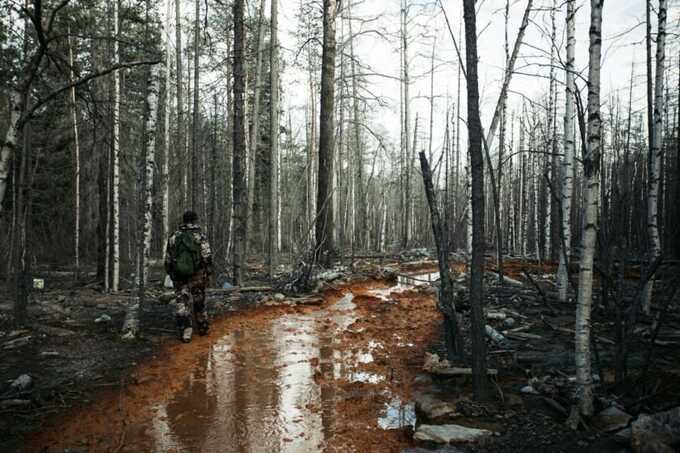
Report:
613,427,631,444
57,295,67,303
414,424,495,444
0,399,30,409
10,374,33,392
520,385,539,395
95,314,112,324
274,293,286,301
592,405,632,432
40,351,60,358
164,275,174,289
423,353,451,373
631,406,680,453
502,317,516,328
485,325,506,343
415,393,458,420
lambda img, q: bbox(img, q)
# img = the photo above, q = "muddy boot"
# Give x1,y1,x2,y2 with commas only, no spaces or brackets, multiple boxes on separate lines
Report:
182,327,193,343
176,316,190,342
197,321,209,336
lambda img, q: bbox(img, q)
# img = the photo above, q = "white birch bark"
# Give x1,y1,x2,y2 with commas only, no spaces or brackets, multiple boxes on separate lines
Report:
557,0,576,302
67,28,81,274
112,0,121,292
123,65,161,338
575,0,604,417
643,0,667,314
162,0,172,256
0,90,22,214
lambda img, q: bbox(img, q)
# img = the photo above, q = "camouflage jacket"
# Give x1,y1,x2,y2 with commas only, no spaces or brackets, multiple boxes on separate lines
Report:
164,223,213,280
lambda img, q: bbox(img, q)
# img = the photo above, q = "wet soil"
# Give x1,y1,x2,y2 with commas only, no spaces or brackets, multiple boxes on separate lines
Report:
4,258,680,452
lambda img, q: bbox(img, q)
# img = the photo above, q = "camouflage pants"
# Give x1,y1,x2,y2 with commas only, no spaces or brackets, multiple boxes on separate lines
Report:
174,273,209,333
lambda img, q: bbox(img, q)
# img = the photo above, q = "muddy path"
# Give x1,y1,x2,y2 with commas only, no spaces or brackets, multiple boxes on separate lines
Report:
27,273,441,453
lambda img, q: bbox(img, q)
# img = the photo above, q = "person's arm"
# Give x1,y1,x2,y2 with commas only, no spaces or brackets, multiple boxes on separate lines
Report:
199,234,214,276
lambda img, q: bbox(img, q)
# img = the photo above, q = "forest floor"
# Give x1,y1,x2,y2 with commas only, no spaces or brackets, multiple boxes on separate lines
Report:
1,256,680,452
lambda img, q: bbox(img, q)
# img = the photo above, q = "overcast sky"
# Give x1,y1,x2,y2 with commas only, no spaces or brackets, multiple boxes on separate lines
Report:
274,0,679,168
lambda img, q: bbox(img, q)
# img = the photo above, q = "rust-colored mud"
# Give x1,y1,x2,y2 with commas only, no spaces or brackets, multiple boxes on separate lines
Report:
28,275,441,453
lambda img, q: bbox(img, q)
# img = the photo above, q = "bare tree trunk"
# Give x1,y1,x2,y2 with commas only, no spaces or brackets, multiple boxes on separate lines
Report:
643,0,667,313
248,0,267,250
112,0,121,292
463,0,488,401
401,0,411,250
191,0,201,210
575,0,604,418
162,0,172,258
123,64,161,338
67,27,81,277
557,0,576,302
419,151,463,359
269,0,279,277
232,0,248,285
315,0,338,266
175,0,185,209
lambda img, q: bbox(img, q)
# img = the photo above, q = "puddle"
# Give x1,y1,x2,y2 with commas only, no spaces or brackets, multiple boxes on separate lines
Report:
116,290,408,452
30,275,439,453
368,271,439,301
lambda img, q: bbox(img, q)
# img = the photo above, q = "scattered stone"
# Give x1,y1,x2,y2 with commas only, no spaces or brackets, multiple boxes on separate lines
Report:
0,399,30,409
485,325,506,343
631,406,680,453
57,295,67,303
95,314,112,324
10,374,33,392
613,427,631,444
592,405,632,432
520,385,539,395
414,424,495,444
164,275,174,289
274,293,286,302
423,353,451,373
415,393,459,420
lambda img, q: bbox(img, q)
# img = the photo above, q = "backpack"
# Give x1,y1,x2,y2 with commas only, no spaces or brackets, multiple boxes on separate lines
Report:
173,231,201,280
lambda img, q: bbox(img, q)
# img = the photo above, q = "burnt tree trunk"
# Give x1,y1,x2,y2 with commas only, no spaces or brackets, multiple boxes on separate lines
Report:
419,152,463,359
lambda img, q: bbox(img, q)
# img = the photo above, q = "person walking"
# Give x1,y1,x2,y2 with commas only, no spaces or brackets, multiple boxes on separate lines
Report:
164,210,213,343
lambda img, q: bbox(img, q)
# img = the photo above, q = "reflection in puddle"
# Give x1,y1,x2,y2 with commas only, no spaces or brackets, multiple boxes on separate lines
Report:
368,272,439,301
139,290,410,452
378,397,416,430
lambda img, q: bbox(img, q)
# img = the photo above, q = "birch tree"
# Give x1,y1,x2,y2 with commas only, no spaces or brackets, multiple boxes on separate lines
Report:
643,0,667,314
574,0,604,419
557,0,576,302
112,0,121,292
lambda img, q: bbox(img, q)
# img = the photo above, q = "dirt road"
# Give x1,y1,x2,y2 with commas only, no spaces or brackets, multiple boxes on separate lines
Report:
29,273,441,452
